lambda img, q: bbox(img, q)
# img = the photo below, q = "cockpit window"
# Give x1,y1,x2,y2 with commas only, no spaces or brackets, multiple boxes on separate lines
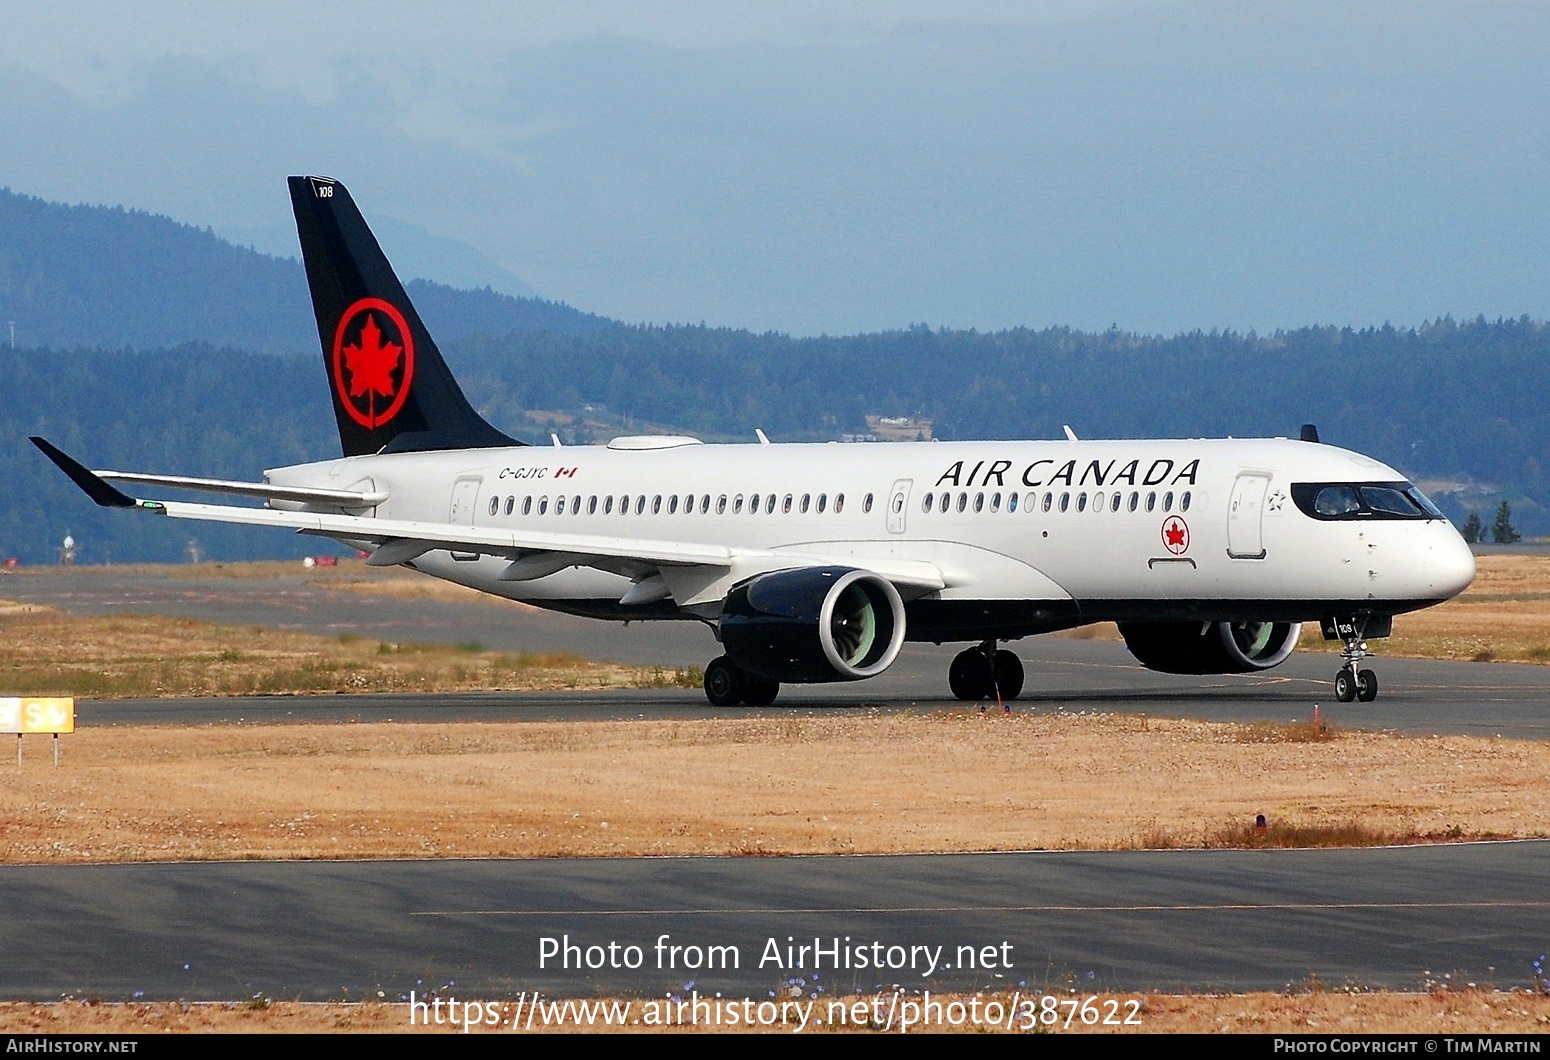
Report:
1405,486,1446,519
1359,486,1422,517
1314,485,1360,516
1292,481,1442,521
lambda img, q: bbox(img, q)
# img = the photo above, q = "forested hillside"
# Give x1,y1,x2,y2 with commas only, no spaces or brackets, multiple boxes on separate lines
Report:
3,315,1546,563
0,189,611,353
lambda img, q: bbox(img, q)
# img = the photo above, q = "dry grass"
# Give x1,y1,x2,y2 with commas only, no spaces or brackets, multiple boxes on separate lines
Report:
2,712,1545,862
3,989,1548,1033
0,604,700,699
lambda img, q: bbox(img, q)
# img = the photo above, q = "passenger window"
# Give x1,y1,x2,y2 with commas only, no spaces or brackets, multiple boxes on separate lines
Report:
588,495,598,515
604,496,614,514
717,495,727,514
488,496,499,517
1076,492,1087,512
801,494,811,514
1162,492,1173,512
974,492,984,513
668,495,678,514
652,495,662,514
556,496,566,515
504,496,515,516
835,494,845,513
783,494,793,514
1181,491,1192,512
539,497,549,515
957,492,968,513
992,492,1002,512
1042,492,1052,513
937,493,948,513
1128,492,1138,512
699,494,710,514
1059,492,1070,512
1007,493,1017,513
636,496,647,515
733,494,744,514
922,493,934,514
1145,491,1155,512
684,493,694,513
522,496,533,516
863,493,874,513
817,493,827,513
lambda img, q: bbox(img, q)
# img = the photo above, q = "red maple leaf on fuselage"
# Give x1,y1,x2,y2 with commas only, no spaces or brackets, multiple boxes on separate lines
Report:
342,314,402,401
1165,521,1187,547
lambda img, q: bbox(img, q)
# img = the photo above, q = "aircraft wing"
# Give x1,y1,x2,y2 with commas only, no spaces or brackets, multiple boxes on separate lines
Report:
94,471,389,507
31,438,947,593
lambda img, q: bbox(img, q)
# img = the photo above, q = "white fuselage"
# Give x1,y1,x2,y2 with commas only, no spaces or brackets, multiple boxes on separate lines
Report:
266,435,1475,641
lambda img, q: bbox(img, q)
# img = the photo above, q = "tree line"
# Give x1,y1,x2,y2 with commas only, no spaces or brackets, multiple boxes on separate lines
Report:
3,313,1547,563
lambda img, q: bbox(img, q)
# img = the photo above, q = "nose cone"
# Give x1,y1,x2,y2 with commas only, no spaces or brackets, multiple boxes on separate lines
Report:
1425,527,1476,601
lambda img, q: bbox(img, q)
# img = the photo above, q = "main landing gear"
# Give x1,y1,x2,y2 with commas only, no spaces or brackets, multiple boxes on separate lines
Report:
704,656,781,707
1333,629,1379,704
948,641,1024,708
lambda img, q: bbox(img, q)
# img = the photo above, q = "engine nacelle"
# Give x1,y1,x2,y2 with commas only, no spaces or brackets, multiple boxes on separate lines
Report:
720,566,906,683
1118,620,1302,675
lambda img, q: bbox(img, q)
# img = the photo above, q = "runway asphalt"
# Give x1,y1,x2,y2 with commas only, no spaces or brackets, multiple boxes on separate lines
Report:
8,566,1545,737
3,842,1547,1000
4,565,1549,1002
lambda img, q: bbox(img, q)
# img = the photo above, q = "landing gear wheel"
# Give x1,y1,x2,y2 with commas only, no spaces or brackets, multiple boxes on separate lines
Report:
704,656,747,707
1356,668,1378,702
742,676,780,706
993,650,1024,701
949,649,992,701
1334,668,1356,703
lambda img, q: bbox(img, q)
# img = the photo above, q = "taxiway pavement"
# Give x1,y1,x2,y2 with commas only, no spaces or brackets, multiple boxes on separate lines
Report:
3,842,1546,999
5,566,1548,736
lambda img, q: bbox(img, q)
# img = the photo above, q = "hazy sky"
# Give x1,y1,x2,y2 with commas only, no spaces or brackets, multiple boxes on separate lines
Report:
0,1,1545,334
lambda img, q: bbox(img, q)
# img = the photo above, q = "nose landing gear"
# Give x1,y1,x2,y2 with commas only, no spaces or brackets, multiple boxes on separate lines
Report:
1331,621,1379,703
948,641,1024,707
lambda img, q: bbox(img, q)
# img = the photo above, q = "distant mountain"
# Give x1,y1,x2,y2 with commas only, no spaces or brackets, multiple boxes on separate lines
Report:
0,189,614,354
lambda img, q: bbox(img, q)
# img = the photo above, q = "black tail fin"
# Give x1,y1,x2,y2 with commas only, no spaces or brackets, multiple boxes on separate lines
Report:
288,175,520,456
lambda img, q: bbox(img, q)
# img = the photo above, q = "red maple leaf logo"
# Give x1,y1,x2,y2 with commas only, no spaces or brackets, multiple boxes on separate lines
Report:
1162,516,1189,554
1165,521,1186,547
341,313,402,400
331,298,416,431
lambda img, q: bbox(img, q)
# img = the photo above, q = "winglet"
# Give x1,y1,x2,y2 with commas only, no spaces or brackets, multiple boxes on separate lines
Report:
30,437,141,509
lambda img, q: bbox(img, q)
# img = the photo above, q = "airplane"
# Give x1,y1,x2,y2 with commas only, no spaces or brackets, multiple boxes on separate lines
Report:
32,176,1476,708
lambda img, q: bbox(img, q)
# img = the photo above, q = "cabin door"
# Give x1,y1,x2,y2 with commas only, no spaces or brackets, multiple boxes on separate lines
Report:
1227,472,1270,559
448,477,482,525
